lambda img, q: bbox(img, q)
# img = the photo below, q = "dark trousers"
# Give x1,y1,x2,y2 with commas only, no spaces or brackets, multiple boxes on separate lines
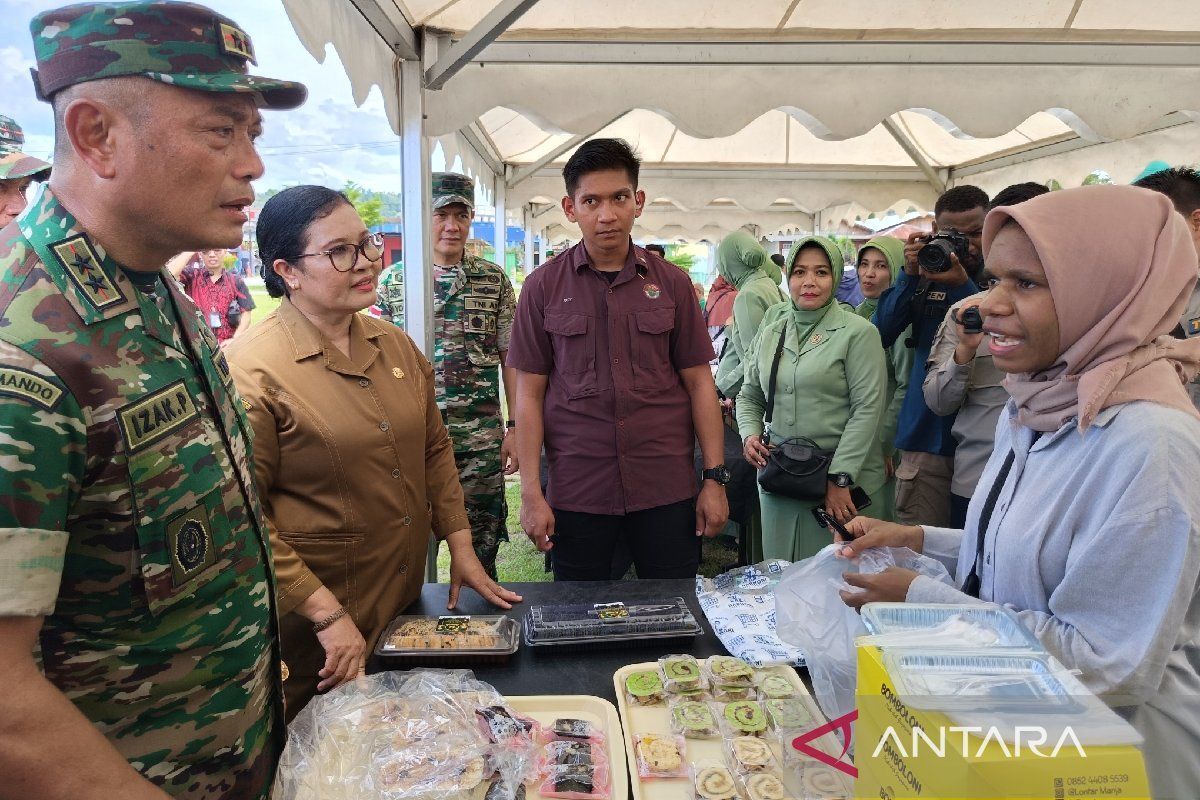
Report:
951,492,972,529
550,498,700,581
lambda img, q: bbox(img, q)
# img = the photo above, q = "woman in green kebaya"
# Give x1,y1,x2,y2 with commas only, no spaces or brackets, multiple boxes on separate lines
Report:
737,235,888,561
854,236,913,522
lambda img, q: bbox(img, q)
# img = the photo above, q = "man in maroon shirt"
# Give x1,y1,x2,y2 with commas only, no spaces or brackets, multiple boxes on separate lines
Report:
507,139,730,580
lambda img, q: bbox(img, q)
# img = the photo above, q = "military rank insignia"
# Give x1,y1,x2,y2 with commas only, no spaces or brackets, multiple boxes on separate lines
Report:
52,235,126,311
218,22,256,64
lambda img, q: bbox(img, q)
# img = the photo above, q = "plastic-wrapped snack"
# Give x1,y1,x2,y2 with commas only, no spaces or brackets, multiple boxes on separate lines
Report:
744,772,791,800
669,697,719,738
800,764,850,799
727,736,775,774
539,761,611,800
764,698,814,732
757,673,796,699
485,776,528,800
542,740,606,769
710,683,757,703
721,700,768,737
549,718,605,744
706,655,755,687
625,670,666,706
660,654,705,693
476,704,539,744
678,687,711,702
691,761,741,800
634,732,688,779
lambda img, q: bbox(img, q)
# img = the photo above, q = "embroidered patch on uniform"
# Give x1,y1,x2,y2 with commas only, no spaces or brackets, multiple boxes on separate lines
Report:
470,273,502,285
1189,317,1200,336
0,366,64,411
166,505,215,585
927,290,947,302
212,349,232,385
467,312,498,333
464,296,498,313
118,380,201,452
241,397,252,411
218,22,256,63
644,283,661,300
51,234,126,311
393,367,405,379
810,333,825,346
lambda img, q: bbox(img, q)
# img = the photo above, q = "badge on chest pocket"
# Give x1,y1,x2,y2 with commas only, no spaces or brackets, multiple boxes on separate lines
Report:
464,295,498,334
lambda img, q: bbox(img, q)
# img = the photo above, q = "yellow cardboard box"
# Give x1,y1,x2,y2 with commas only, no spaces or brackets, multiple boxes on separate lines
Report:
854,645,1150,800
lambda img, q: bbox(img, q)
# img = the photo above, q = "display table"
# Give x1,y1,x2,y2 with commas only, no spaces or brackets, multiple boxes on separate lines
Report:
369,579,738,703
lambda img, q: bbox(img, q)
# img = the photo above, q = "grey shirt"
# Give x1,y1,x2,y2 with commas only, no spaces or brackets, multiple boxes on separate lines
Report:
923,296,1007,497
908,400,1200,800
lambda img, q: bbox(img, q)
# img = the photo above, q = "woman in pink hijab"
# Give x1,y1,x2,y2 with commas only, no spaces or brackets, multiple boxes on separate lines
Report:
838,185,1200,798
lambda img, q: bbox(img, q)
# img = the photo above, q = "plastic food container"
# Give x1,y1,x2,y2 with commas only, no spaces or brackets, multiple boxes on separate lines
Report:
860,603,1043,651
883,650,1082,712
374,614,520,665
524,598,703,649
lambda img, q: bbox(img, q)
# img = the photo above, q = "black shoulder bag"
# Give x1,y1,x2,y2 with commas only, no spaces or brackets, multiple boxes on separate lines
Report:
961,449,1016,598
755,325,835,501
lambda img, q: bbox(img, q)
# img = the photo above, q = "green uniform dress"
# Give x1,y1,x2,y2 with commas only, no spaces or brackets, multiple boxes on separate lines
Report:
714,230,787,399
854,236,914,523
375,254,516,576
0,189,283,798
737,236,888,561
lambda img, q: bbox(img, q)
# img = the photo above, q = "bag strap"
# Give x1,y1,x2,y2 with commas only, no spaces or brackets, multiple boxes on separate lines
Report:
762,325,789,428
961,449,1016,598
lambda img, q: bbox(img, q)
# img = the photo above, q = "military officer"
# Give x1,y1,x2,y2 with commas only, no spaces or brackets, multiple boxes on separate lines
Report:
0,115,52,226
0,3,305,799
375,173,518,578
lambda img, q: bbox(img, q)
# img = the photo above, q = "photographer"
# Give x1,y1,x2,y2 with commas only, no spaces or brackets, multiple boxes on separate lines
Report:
923,182,1048,526
872,185,989,526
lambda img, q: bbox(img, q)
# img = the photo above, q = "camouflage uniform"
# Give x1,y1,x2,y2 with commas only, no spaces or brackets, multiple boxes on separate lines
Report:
375,174,516,576
0,115,52,183
0,4,306,797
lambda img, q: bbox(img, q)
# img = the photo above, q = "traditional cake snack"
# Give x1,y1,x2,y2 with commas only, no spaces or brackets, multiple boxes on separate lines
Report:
485,777,527,800
757,673,797,699
706,655,755,687
552,718,601,741
669,697,720,738
800,764,850,799
744,772,790,800
634,732,689,779
384,616,503,650
538,761,612,800
721,700,768,737
475,705,539,744
660,654,705,693
625,670,667,706
727,736,775,774
710,683,758,703
764,698,814,732
691,762,742,800
543,739,601,769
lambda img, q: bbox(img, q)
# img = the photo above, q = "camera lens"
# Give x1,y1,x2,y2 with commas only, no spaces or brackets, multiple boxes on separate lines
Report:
917,238,954,273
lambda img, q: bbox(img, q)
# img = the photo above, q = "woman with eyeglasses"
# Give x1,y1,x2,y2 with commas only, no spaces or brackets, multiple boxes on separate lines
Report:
226,185,520,718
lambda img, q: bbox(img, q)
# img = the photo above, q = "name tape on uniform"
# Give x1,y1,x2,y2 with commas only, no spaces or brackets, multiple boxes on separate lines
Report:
119,380,201,452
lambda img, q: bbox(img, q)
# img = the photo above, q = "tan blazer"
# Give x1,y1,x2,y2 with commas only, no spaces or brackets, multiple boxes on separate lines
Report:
226,299,468,714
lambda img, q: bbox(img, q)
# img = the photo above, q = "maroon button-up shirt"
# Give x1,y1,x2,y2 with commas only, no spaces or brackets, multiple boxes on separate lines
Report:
507,240,715,514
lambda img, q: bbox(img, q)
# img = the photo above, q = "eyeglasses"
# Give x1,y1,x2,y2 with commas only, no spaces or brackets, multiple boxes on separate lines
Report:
296,232,385,273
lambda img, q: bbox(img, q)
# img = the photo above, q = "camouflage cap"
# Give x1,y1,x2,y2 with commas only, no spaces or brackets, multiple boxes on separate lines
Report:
433,172,475,211
29,1,307,110
0,116,51,181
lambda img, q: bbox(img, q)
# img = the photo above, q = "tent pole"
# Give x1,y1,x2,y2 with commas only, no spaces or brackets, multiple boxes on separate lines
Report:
523,204,534,276
493,178,507,269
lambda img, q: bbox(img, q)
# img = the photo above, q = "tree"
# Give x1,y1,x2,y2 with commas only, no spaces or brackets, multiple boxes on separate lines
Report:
343,181,384,228
1082,171,1113,186
664,244,698,272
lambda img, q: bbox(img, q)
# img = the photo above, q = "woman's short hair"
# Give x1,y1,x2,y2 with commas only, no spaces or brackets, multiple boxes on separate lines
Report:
257,185,351,298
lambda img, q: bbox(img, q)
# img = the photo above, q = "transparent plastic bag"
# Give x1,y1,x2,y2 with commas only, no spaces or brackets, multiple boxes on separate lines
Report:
773,544,952,721
273,669,539,800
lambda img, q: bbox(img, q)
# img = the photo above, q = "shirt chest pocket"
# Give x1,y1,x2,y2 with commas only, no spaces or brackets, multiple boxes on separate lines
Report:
543,312,598,398
120,382,236,615
462,294,500,367
630,305,676,390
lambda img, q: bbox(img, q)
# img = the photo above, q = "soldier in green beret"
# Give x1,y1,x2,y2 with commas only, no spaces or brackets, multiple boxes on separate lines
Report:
0,3,305,799
375,172,519,578
0,115,51,227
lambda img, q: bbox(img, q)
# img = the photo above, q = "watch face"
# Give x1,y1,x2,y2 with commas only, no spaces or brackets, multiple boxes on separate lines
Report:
718,466,731,484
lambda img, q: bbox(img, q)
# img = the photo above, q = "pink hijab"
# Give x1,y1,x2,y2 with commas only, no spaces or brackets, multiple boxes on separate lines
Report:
982,185,1200,433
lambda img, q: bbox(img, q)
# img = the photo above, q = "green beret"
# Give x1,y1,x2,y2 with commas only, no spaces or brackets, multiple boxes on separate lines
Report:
29,1,307,109
432,172,475,211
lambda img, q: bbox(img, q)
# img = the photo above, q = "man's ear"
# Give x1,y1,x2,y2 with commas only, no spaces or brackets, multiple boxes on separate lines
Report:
633,189,646,219
1189,208,1200,233
62,97,123,180
561,195,577,223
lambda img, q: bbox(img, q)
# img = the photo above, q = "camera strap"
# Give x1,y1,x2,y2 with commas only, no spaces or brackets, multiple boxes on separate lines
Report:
961,448,1015,598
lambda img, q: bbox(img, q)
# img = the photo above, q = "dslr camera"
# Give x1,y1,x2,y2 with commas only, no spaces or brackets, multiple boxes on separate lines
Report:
917,229,970,274
952,305,984,334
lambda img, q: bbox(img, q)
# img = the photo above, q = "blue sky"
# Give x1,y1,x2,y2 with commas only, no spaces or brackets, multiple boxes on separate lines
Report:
1,0,403,192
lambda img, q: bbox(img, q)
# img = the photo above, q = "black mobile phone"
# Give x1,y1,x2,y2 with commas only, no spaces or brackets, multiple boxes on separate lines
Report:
812,506,853,539
850,485,872,511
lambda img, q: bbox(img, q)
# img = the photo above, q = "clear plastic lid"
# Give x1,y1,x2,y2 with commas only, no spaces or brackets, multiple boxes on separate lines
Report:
883,650,1082,712
523,597,702,646
860,603,1043,651
375,614,519,656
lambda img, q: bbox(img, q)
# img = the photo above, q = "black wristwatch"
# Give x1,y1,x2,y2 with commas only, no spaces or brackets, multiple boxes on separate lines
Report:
505,420,516,429
828,472,853,488
702,465,731,486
